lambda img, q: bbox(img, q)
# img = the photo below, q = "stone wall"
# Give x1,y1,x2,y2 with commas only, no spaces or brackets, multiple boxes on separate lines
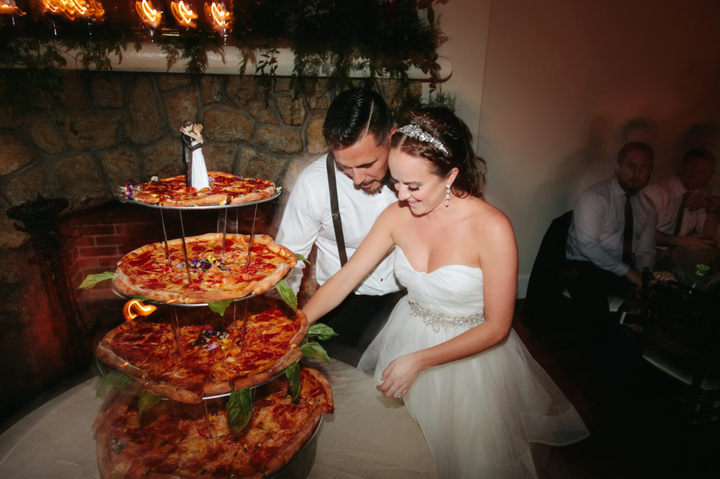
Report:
0,70,339,248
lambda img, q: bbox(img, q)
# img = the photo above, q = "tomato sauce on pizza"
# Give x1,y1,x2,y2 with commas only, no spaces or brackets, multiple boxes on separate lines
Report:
124,172,276,207
113,233,296,304
96,301,308,403
94,367,333,479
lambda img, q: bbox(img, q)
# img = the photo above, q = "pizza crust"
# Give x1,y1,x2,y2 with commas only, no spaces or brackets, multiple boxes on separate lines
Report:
305,367,335,414
263,407,322,475
127,172,276,207
229,191,273,205
162,193,228,207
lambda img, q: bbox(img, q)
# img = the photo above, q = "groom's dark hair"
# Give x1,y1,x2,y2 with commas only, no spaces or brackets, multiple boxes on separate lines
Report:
323,88,393,150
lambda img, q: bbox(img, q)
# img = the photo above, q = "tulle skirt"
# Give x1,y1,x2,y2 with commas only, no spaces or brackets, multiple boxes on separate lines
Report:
358,298,589,479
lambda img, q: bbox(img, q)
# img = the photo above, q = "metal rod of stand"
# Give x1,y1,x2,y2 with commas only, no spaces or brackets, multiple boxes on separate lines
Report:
244,204,259,272
221,208,228,262
240,299,249,353
160,210,171,267
179,211,192,284
171,307,184,361
240,204,258,352
204,401,214,439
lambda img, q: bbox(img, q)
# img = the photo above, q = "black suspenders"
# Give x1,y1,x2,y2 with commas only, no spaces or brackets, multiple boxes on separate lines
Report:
326,154,349,267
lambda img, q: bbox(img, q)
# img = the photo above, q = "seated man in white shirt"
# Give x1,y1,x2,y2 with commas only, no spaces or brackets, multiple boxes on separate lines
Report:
276,88,404,365
565,142,657,346
644,149,719,268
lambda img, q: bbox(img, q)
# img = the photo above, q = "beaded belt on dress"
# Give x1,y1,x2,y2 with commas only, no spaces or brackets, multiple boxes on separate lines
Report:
408,301,485,333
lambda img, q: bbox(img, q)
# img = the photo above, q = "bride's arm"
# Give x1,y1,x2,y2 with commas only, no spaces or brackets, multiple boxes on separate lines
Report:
302,205,398,325
378,209,518,397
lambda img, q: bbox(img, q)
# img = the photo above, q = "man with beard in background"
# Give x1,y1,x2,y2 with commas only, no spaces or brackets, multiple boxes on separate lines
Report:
565,142,658,346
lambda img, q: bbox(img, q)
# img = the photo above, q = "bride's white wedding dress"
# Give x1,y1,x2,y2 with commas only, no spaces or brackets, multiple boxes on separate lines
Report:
190,140,210,191
358,248,589,479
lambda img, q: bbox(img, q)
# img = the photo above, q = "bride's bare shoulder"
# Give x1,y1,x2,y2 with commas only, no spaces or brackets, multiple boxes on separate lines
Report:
467,199,515,240
377,200,411,227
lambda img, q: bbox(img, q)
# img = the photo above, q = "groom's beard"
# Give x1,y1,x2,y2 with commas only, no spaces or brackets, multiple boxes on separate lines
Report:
354,170,392,196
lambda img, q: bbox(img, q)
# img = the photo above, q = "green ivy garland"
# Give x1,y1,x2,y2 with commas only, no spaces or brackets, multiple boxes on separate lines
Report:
0,0,449,116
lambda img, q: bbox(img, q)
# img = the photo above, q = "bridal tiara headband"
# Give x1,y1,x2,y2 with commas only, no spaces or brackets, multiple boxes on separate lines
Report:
397,124,450,155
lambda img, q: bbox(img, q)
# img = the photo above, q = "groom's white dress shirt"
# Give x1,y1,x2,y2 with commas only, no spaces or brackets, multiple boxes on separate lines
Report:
276,154,401,295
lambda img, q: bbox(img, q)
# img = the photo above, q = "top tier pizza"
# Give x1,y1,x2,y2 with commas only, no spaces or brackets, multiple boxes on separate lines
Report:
113,233,296,304
123,172,276,207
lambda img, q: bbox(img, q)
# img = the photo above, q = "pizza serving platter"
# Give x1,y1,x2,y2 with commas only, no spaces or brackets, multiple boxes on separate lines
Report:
109,274,289,308
111,284,253,307
96,359,296,400
115,189,281,211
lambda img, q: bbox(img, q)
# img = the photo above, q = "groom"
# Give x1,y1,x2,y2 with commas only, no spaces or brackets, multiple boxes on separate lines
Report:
276,88,404,365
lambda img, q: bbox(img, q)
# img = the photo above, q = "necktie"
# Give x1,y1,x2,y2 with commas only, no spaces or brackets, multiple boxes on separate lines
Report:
672,192,690,237
622,194,634,266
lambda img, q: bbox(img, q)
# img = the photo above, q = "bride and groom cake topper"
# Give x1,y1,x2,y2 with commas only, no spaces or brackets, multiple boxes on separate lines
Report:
180,120,210,191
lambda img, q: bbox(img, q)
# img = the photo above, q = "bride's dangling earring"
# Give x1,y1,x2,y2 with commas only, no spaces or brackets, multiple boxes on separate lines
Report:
445,185,451,207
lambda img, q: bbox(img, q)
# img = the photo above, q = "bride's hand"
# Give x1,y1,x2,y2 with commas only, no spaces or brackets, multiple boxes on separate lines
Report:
377,352,424,399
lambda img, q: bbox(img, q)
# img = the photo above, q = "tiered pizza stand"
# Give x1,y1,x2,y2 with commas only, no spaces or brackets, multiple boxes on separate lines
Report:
113,192,284,363
95,190,323,479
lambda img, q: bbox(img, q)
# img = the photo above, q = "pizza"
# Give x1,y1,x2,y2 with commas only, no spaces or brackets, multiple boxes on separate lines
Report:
123,172,276,207
113,233,296,304
96,301,308,403
94,367,333,479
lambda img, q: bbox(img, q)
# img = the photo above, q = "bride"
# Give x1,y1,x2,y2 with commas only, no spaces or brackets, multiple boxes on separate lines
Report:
302,107,589,478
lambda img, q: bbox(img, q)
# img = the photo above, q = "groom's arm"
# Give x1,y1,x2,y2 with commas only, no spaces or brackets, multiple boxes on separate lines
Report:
302,204,398,324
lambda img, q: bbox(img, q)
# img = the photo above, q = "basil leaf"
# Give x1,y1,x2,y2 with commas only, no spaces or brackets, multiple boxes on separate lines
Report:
138,393,162,420
96,370,133,399
227,389,254,434
131,295,154,303
296,253,310,265
79,271,114,290
301,341,331,364
275,279,297,309
208,300,233,316
306,324,338,341
284,363,301,402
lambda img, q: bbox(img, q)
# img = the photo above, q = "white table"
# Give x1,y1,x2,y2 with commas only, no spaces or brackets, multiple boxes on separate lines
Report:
0,359,437,479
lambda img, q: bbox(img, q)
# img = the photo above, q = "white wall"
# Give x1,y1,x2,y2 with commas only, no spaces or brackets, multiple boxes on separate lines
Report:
435,0,720,297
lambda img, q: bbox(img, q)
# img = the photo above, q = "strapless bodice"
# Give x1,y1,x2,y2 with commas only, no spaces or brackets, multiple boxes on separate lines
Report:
394,247,484,319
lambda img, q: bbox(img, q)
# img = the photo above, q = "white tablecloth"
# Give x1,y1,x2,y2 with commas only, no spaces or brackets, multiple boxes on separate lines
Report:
0,359,437,479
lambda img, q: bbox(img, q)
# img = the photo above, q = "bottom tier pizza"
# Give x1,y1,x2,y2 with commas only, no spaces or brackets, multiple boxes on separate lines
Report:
96,300,307,403
94,367,333,479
